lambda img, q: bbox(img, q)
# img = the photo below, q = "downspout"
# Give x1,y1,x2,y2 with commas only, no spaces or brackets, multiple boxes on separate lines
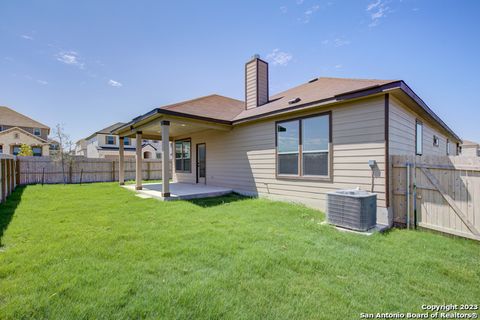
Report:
413,161,417,229
406,162,411,229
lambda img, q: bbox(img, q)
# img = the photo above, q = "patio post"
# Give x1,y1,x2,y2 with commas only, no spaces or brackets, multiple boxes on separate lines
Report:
118,136,125,185
161,120,170,197
135,131,143,190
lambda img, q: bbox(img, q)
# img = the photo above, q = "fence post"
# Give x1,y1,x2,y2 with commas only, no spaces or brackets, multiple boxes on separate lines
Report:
42,168,45,186
147,161,151,181
112,161,115,182
80,169,83,185
1,159,5,203
15,159,20,186
69,162,73,184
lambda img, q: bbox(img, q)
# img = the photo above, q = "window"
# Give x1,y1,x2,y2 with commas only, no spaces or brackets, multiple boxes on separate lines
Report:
12,145,20,155
14,133,19,139
0,126,3,131
32,146,42,156
175,139,191,172
0,145,3,153
446,139,451,155
276,113,331,178
33,128,41,136
105,135,116,145
416,121,423,155
433,135,439,147
277,120,299,175
124,137,131,145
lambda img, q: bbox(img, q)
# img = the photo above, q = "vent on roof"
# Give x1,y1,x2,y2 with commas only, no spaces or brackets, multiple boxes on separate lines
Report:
308,77,318,83
288,97,301,105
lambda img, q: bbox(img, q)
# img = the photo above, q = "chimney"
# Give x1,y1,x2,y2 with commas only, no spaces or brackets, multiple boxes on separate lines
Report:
245,54,269,109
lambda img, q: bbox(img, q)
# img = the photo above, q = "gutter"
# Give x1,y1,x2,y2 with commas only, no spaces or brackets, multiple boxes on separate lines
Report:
112,80,461,142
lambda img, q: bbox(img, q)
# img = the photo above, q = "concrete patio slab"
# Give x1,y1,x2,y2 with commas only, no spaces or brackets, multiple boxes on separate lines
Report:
123,182,233,201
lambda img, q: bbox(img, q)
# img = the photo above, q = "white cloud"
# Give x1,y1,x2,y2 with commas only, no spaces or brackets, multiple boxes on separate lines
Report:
280,6,288,13
302,4,320,23
296,0,304,4
333,38,351,47
21,35,33,40
37,80,48,85
108,79,123,87
366,0,389,27
56,51,85,69
267,49,293,66
321,38,351,47
334,64,343,69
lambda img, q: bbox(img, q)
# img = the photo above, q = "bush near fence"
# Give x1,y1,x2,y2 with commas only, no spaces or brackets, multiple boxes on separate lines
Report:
17,156,170,185
0,155,18,203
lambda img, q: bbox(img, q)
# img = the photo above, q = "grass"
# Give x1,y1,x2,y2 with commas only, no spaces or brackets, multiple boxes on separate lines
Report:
0,183,479,319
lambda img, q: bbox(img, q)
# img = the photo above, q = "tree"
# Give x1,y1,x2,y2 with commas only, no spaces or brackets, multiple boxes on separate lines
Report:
17,144,33,156
52,124,75,184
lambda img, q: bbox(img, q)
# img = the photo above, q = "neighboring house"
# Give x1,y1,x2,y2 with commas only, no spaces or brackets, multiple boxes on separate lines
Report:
113,55,461,227
76,122,162,160
460,140,480,157
0,106,51,156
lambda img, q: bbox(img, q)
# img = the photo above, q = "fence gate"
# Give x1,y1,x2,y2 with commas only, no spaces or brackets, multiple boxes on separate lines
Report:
392,155,480,241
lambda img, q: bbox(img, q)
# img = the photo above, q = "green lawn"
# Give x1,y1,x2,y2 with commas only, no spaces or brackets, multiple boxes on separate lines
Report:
0,183,479,319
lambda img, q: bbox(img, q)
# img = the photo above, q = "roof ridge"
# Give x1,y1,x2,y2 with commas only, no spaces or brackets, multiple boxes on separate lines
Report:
316,76,400,82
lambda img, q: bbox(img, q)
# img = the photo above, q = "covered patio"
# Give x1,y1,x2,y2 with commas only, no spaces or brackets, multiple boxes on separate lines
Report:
112,101,235,199
122,182,232,201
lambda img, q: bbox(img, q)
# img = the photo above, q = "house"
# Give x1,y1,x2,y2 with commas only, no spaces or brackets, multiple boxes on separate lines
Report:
112,55,461,227
460,140,480,157
76,122,162,160
0,106,51,156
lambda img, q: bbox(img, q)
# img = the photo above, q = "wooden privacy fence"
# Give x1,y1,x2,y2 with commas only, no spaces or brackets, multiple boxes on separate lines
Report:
392,155,480,241
17,157,170,185
0,155,18,204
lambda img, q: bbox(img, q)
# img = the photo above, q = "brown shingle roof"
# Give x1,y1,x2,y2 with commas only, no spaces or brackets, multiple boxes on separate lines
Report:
232,77,397,121
160,94,244,121
0,106,50,130
114,77,460,141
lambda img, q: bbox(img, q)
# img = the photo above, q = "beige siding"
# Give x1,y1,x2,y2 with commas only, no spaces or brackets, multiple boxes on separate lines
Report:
389,96,454,156
174,96,386,211
245,62,257,109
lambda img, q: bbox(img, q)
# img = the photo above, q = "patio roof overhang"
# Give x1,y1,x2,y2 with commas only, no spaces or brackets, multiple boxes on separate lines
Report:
112,109,232,140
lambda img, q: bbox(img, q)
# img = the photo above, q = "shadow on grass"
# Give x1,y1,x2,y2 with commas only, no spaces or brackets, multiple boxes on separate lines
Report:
0,185,25,247
188,192,250,208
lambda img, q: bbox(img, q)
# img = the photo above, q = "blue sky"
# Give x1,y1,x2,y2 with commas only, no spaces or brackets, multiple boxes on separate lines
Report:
1,0,479,143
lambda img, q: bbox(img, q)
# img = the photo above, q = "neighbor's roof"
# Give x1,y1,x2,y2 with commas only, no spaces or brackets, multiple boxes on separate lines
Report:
85,122,126,140
0,126,48,143
0,106,50,130
114,77,460,141
462,140,479,146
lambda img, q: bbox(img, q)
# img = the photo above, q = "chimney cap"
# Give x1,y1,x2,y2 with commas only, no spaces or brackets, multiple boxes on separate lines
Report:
252,54,260,59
